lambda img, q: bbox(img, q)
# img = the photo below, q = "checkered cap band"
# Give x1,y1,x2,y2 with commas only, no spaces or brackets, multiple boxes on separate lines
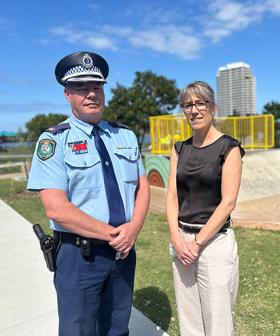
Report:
61,65,104,82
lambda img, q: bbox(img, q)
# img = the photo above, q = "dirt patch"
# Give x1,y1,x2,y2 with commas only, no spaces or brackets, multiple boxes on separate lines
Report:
232,219,280,231
150,186,280,231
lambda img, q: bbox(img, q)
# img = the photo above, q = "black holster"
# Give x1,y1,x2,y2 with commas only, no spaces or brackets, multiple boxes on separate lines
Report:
33,224,58,272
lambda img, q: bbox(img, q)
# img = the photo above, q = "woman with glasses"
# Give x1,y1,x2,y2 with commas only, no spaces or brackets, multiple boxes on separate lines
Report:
166,81,245,335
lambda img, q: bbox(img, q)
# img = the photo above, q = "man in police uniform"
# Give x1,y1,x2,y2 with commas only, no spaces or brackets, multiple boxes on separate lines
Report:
27,51,150,336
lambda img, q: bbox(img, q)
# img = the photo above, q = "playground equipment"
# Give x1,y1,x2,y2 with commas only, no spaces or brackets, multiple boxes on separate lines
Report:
145,114,275,188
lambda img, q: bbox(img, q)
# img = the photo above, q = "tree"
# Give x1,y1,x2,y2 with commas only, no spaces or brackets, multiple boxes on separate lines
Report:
262,101,280,148
262,101,280,120
104,71,180,148
16,126,27,142
26,113,68,140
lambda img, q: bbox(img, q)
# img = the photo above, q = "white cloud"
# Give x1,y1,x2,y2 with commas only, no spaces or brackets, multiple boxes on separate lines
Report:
37,37,51,46
50,26,118,51
47,1,280,60
87,3,101,12
265,0,280,14
203,0,263,42
0,102,67,114
118,4,183,25
102,25,134,38
203,0,280,42
0,18,5,29
128,26,202,60
0,17,15,34
0,74,35,86
8,79,36,85
142,7,182,25
50,24,202,60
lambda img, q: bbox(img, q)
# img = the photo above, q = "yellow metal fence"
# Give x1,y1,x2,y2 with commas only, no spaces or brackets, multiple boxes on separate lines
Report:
149,114,275,154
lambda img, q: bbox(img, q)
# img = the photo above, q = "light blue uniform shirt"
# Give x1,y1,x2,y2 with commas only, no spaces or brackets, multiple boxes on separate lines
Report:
27,114,145,232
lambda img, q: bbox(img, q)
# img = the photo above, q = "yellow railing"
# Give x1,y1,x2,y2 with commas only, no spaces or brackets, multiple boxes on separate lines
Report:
149,114,275,154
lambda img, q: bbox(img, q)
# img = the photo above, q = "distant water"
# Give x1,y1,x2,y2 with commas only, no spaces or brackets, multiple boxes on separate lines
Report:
0,141,35,149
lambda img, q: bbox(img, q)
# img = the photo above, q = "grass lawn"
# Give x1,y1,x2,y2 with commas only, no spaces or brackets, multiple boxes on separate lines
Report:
0,166,22,174
0,156,32,175
0,179,279,335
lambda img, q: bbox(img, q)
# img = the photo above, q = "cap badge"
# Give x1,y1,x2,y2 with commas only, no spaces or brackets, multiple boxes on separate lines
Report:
82,54,93,69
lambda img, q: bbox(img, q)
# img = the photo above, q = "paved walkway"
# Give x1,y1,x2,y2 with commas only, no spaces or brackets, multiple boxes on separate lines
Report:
0,172,26,180
0,199,169,336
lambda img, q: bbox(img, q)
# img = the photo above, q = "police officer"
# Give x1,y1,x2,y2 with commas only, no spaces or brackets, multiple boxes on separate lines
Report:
27,51,150,336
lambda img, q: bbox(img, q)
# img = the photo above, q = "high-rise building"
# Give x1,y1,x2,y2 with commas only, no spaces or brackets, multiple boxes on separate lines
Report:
216,62,256,116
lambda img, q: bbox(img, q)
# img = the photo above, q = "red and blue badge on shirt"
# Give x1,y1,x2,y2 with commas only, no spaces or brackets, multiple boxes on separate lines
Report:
68,140,88,154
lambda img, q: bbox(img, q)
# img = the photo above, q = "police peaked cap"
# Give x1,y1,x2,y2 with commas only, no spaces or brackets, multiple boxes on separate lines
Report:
55,51,109,86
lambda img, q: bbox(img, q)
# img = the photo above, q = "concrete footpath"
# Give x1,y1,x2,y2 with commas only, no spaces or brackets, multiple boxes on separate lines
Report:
0,199,169,336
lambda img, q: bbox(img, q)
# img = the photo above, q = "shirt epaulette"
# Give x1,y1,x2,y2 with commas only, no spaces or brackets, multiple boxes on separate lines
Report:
45,123,71,134
108,121,131,130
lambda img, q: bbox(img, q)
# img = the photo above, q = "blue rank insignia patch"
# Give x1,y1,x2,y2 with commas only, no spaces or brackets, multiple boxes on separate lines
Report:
68,140,88,154
37,139,56,161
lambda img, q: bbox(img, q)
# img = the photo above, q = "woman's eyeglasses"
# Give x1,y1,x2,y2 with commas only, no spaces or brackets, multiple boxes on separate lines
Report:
180,100,208,114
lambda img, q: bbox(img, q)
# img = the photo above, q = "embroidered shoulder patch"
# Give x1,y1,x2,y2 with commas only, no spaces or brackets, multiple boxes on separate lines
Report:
37,139,56,161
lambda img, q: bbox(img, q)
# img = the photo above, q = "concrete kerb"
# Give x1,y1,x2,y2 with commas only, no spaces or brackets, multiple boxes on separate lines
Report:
0,200,169,336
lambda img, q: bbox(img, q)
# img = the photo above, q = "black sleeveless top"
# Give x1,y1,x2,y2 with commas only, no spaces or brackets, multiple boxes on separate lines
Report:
174,135,245,227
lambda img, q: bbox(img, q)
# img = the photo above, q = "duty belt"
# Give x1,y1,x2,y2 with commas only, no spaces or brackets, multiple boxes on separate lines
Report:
178,220,231,234
53,231,106,247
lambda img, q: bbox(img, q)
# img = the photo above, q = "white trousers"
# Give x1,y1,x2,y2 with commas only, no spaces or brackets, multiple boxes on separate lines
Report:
172,228,239,336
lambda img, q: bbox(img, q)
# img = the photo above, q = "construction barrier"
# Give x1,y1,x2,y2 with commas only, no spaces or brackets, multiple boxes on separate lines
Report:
149,114,275,155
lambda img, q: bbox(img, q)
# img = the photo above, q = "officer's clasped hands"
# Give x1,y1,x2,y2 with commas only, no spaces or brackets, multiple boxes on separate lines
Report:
109,222,140,257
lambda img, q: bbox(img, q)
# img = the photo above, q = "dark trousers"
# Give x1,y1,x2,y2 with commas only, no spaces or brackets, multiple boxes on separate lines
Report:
54,243,136,336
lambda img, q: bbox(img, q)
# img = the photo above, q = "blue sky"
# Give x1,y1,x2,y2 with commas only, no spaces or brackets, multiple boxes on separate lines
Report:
1,0,280,132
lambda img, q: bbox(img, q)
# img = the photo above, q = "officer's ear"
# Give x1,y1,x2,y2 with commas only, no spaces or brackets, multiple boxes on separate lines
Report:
64,86,71,103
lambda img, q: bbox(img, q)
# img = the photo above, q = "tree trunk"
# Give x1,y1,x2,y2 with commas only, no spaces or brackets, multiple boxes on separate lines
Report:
139,126,147,151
